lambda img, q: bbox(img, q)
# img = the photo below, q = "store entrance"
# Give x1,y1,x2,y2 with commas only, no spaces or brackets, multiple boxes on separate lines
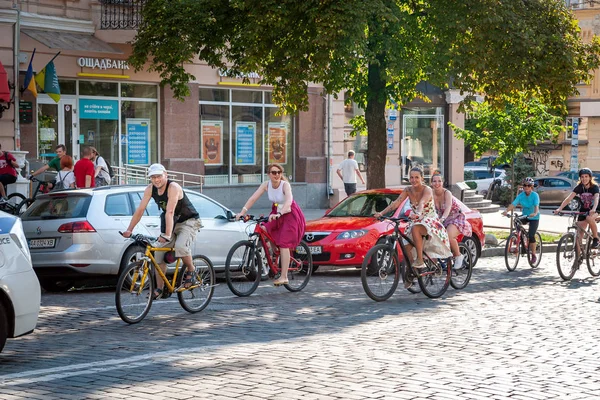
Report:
37,97,79,162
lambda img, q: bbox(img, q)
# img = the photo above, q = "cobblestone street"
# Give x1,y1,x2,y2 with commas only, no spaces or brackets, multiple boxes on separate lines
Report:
1,256,600,399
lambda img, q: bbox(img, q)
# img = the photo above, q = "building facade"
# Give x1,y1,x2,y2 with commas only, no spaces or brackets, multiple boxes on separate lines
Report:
0,0,467,209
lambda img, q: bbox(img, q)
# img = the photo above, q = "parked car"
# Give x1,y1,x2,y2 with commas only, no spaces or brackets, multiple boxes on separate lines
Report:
303,189,485,271
533,177,577,206
20,185,248,292
465,156,533,169
464,166,507,195
0,211,41,353
556,170,600,183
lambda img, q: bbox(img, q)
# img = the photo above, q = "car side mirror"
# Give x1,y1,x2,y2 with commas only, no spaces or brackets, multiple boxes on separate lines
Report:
224,209,235,221
534,183,539,188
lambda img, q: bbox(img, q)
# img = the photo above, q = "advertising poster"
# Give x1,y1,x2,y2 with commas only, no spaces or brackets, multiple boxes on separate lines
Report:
79,99,119,120
268,122,288,164
202,120,223,165
126,118,150,165
235,122,256,165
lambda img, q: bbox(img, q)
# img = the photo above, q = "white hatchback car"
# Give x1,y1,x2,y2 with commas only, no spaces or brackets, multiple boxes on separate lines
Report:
464,166,507,195
0,211,41,353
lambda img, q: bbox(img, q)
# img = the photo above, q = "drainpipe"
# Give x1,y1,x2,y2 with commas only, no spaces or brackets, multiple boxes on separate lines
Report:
13,3,20,150
327,94,333,197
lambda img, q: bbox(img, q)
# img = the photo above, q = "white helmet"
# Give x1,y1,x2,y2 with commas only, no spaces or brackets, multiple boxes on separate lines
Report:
147,163,166,177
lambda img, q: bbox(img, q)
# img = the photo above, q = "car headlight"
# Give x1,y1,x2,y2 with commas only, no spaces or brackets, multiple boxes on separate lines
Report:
336,230,368,240
10,218,31,264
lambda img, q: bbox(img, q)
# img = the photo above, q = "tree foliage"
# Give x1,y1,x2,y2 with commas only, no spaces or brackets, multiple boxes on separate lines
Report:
450,95,566,167
130,0,600,189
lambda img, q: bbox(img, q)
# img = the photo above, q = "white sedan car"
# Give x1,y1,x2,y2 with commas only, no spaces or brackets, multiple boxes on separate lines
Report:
0,211,41,353
464,166,507,195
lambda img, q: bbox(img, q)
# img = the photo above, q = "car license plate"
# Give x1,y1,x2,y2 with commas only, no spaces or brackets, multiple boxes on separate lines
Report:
29,238,56,249
296,245,322,255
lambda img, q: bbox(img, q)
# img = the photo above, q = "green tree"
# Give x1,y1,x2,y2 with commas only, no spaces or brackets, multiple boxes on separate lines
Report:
130,0,600,189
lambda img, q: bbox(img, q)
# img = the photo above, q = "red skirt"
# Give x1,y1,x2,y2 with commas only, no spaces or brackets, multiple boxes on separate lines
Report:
265,201,306,249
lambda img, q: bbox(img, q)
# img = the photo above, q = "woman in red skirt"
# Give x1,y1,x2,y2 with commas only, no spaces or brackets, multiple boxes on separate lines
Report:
236,163,306,285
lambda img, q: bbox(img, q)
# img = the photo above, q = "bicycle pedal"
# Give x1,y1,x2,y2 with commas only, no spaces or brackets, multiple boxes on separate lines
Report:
161,290,173,299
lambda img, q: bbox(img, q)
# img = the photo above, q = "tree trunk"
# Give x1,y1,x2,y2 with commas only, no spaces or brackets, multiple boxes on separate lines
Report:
365,61,387,190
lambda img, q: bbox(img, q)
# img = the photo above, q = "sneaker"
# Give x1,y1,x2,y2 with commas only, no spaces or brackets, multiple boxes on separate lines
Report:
593,238,599,249
530,255,537,265
453,254,465,270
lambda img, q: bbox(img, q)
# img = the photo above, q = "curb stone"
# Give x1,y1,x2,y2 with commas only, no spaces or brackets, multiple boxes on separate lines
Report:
481,243,558,258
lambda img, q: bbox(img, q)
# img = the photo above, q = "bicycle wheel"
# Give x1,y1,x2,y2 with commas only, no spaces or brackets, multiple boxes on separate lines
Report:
285,241,313,292
417,257,451,299
361,244,399,302
585,236,600,277
527,232,543,269
556,233,577,281
178,255,215,313
450,243,473,290
15,198,34,216
115,260,154,324
504,233,520,272
4,193,26,215
225,240,261,297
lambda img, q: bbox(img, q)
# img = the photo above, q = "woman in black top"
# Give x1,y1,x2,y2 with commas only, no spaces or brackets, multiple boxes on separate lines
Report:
555,168,600,248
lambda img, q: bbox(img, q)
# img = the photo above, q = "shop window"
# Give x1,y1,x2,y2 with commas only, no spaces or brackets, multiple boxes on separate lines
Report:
401,107,444,183
265,108,292,180
264,92,273,104
121,83,157,99
232,90,262,104
232,105,263,184
58,80,76,95
200,104,230,184
79,81,118,97
200,88,229,102
121,101,158,166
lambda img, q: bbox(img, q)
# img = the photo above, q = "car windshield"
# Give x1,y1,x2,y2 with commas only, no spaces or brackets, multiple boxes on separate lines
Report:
327,193,399,217
21,195,92,220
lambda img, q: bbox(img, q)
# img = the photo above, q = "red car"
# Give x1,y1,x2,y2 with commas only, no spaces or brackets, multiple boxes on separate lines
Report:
303,189,484,270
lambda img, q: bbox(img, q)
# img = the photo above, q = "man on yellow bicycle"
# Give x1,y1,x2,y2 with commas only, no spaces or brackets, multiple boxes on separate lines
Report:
123,164,202,299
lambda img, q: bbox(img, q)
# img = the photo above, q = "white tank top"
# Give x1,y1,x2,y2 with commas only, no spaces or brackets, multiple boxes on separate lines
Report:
268,181,290,212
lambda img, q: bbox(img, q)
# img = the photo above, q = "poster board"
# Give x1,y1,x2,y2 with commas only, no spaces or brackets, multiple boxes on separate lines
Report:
126,118,150,165
267,122,288,164
201,120,224,165
235,122,256,165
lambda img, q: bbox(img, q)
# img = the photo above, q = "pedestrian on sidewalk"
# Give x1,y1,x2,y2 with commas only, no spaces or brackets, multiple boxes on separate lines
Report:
73,147,95,189
431,173,472,269
0,144,19,202
504,177,540,263
337,150,365,197
236,163,306,286
554,168,600,249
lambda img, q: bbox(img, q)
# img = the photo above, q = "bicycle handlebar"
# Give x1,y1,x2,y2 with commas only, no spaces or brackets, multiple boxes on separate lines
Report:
119,231,157,245
555,210,589,217
241,214,269,223
376,215,410,223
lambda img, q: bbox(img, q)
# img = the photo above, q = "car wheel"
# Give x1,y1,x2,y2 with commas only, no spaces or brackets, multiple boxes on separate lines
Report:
119,245,146,284
461,236,480,267
0,303,7,353
38,279,73,293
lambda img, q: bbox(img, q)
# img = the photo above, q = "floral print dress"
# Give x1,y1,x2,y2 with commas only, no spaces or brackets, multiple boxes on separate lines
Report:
436,190,473,238
405,197,452,259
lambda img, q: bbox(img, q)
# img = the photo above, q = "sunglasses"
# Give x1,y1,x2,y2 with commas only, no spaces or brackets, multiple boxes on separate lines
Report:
270,170,282,175
523,184,533,187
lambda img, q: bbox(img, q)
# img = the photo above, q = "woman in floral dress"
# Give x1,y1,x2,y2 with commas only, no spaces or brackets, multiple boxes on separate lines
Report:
431,174,472,269
374,168,451,276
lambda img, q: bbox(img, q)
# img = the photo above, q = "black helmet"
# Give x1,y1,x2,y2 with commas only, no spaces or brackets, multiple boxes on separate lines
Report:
579,168,593,177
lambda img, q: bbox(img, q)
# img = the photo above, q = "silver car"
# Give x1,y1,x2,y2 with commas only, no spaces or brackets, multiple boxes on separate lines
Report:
533,176,577,206
20,185,247,292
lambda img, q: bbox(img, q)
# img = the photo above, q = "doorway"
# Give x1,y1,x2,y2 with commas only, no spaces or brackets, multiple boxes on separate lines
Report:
37,97,78,162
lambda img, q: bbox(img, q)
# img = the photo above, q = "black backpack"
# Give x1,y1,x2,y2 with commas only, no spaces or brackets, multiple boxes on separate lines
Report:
95,156,114,182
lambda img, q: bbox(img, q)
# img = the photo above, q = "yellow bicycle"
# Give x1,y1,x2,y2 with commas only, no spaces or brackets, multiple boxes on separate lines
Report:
115,234,215,324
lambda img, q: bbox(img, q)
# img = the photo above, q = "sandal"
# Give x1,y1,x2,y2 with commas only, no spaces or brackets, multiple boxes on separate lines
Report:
183,271,195,289
273,278,289,286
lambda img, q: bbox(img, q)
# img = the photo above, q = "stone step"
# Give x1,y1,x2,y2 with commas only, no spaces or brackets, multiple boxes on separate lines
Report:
463,189,477,198
464,194,484,202
473,204,502,214
463,199,495,209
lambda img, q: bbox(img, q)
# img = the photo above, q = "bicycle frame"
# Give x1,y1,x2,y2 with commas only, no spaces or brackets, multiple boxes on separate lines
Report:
131,244,199,294
248,220,306,275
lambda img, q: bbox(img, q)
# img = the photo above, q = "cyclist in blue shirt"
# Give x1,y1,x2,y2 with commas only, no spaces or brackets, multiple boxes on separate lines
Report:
502,177,540,264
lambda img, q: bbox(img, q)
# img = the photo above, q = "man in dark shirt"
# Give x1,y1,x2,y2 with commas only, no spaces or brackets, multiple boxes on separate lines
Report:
123,164,202,299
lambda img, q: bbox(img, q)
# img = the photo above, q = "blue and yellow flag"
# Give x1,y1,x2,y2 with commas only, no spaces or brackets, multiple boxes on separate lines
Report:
22,49,37,97
35,54,61,103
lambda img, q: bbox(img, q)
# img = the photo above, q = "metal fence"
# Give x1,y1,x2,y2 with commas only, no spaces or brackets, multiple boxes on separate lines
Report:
113,165,204,191
100,0,146,30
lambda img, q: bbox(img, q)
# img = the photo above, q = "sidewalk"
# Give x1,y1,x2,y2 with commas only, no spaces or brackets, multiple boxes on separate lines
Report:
482,209,569,234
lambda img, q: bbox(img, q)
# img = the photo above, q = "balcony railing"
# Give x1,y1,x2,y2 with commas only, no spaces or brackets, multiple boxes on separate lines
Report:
100,0,146,30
